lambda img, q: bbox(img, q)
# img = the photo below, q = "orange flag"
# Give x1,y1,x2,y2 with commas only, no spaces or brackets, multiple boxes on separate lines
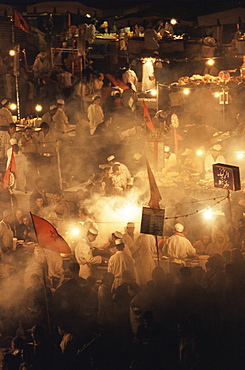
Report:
105,73,129,89
143,99,156,135
3,149,17,189
146,159,162,209
14,10,30,33
30,213,71,254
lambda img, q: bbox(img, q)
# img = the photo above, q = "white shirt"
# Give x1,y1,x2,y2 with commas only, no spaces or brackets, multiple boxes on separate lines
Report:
164,233,196,264
87,103,104,135
108,250,136,289
0,107,13,127
75,236,102,279
122,69,138,92
54,108,69,132
85,24,97,44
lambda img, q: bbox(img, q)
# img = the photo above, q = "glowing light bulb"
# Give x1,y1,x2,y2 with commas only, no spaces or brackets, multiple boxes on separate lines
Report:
9,103,17,110
170,18,177,25
9,50,15,56
71,228,80,236
196,150,203,156
237,152,244,159
35,104,42,112
207,58,214,66
214,92,220,98
183,88,190,95
203,209,213,220
150,89,157,96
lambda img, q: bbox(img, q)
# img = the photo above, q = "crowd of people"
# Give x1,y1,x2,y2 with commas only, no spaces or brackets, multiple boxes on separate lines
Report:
0,12,245,369
0,193,245,369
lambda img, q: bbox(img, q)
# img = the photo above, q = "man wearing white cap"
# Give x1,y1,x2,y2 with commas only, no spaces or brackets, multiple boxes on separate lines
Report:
54,99,69,133
123,222,155,285
41,105,58,132
87,96,104,135
108,238,137,289
32,51,51,79
6,138,27,192
163,146,178,175
204,144,226,180
107,155,131,183
75,226,104,279
0,99,13,127
1,123,20,158
122,222,136,256
163,223,196,275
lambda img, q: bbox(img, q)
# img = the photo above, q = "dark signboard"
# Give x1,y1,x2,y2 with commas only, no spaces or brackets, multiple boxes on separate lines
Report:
140,207,165,236
213,163,241,191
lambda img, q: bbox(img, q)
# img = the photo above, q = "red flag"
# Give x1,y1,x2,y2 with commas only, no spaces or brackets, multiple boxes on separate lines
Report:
146,159,162,209
105,73,129,89
30,213,71,254
14,10,30,33
3,149,17,189
143,99,156,135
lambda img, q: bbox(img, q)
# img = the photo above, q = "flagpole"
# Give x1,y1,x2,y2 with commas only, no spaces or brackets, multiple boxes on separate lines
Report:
56,141,63,190
11,6,15,44
29,212,52,334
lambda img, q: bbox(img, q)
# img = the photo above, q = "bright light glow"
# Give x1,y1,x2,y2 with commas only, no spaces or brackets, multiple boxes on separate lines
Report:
9,103,17,110
150,89,157,96
71,227,80,236
214,92,220,98
170,18,177,25
206,58,214,66
86,13,91,18
35,104,42,112
196,150,203,156
9,50,15,56
236,152,244,159
203,209,213,220
143,57,156,66
183,88,190,95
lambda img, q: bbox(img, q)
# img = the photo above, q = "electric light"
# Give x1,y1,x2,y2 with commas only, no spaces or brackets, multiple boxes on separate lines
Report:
35,104,42,112
196,150,203,156
203,209,213,220
9,50,15,56
71,228,80,236
214,92,220,98
183,88,190,95
206,58,214,66
236,152,244,159
9,103,17,110
150,89,157,96
170,19,177,25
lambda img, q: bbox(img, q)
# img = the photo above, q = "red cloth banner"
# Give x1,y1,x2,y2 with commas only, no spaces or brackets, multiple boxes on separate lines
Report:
143,99,156,135
105,73,129,89
146,159,162,209
3,149,17,189
30,213,71,254
14,10,30,33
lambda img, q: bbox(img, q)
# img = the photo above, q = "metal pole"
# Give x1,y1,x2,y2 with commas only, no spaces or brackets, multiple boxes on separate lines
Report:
13,45,20,120
155,234,160,266
56,141,63,190
156,81,159,112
